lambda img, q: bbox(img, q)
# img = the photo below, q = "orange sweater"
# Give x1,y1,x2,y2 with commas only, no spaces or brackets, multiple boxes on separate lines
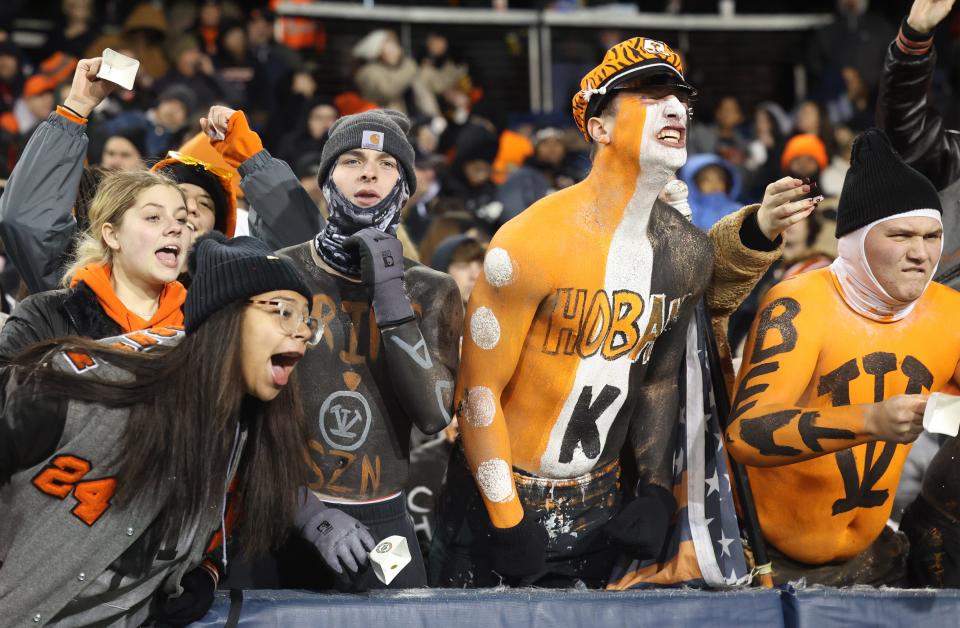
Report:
726,267,960,564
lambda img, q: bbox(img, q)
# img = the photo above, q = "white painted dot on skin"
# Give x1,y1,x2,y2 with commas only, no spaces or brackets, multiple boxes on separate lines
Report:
476,458,514,503
470,307,501,350
483,247,514,288
464,386,496,428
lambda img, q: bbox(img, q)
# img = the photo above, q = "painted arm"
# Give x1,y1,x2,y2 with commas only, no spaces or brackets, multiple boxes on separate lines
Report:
456,237,551,530
380,271,463,435
725,284,925,467
0,111,86,293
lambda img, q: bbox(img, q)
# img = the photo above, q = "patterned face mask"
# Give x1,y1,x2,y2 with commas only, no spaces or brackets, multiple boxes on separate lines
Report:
314,176,410,276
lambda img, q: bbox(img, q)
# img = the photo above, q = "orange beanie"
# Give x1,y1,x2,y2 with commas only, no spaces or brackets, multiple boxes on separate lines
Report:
781,133,828,172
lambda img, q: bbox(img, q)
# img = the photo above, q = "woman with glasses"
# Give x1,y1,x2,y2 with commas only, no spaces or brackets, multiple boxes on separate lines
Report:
0,57,237,298
0,233,317,626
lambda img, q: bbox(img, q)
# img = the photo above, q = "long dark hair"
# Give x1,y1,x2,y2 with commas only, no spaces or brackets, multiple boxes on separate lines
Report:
14,301,309,556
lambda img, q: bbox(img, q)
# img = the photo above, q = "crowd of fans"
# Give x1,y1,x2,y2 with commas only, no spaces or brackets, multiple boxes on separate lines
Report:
2,0,960,623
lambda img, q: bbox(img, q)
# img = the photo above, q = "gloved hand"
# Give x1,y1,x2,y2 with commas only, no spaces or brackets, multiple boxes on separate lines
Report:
604,483,676,559
343,227,414,327
295,488,377,574
153,565,217,627
488,512,549,578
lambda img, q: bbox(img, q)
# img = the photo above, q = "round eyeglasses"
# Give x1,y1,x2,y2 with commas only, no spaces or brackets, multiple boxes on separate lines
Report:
248,299,323,347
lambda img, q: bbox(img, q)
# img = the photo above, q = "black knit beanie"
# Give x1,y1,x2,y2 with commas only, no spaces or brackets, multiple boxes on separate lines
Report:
184,232,312,333
835,128,942,237
318,109,417,195
158,161,231,234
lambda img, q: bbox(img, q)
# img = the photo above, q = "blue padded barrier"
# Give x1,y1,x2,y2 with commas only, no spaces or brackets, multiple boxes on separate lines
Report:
780,585,960,628
193,587,786,628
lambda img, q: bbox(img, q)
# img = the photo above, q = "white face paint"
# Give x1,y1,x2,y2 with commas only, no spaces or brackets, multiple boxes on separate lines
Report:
476,458,514,503
470,306,501,350
638,96,688,177
483,247,515,288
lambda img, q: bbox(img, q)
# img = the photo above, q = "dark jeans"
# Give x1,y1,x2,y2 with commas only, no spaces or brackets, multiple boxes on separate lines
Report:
901,494,960,588
428,444,622,588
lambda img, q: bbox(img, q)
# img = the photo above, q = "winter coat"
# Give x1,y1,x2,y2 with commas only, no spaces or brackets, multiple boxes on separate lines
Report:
0,282,122,362
877,36,960,288
0,328,235,627
0,111,86,295
678,153,744,231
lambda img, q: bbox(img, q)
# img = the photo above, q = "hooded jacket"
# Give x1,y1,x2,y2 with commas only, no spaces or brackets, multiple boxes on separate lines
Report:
678,153,743,231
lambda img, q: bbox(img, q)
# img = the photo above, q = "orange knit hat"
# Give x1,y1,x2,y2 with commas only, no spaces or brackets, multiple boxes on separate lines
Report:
781,133,829,172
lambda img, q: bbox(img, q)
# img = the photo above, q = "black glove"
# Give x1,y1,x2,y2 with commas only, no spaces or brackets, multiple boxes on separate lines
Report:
153,566,217,627
605,483,676,559
488,512,549,578
343,227,414,327
295,488,377,574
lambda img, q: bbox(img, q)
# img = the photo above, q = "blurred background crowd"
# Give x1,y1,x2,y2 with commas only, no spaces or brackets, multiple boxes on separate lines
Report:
0,0,952,355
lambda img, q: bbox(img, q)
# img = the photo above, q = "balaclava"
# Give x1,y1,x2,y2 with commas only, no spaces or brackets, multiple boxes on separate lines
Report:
829,129,943,322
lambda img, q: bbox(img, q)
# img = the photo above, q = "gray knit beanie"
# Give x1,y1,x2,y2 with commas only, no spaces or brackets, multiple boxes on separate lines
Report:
318,109,417,195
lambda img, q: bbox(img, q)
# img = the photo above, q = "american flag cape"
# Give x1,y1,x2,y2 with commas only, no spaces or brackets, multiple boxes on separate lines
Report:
607,309,751,589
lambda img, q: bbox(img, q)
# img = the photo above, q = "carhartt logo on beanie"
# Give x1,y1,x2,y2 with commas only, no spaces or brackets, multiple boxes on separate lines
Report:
184,232,312,333
835,128,941,237
319,109,417,194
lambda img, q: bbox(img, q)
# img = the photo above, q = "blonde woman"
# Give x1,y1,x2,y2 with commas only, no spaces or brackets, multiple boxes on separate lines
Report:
0,169,190,360
0,57,235,295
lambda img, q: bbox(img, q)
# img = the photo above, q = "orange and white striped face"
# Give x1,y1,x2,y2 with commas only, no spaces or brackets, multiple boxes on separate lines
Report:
604,93,689,179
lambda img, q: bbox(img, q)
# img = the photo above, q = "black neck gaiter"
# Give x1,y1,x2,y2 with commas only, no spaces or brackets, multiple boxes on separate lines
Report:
314,176,410,276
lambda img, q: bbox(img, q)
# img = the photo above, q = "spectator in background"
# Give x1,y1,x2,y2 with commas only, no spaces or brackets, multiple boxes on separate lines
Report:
247,8,296,88
214,19,269,112
154,35,226,114
416,32,469,118
781,133,830,193
278,99,339,165
827,66,876,131
402,149,445,247
687,95,749,167
39,0,98,60
353,29,425,115
744,101,790,200
97,128,147,171
14,75,55,140
679,153,743,231
428,234,485,307
821,125,855,198
440,125,502,232
195,0,223,57
293,153,324,211
806,0,895,99
86,3,170,89
0,42,23,110
96,85,194,159
793,99,837,157
498,127,578,225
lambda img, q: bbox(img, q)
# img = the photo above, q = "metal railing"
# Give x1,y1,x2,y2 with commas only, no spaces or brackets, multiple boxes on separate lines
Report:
276,2,833,112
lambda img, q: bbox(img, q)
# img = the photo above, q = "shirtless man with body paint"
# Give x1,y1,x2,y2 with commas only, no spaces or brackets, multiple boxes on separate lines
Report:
428,37,818,587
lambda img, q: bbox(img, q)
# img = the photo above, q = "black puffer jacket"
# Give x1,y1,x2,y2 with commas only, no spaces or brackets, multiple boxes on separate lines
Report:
0,282,122,362
877,29,960,287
